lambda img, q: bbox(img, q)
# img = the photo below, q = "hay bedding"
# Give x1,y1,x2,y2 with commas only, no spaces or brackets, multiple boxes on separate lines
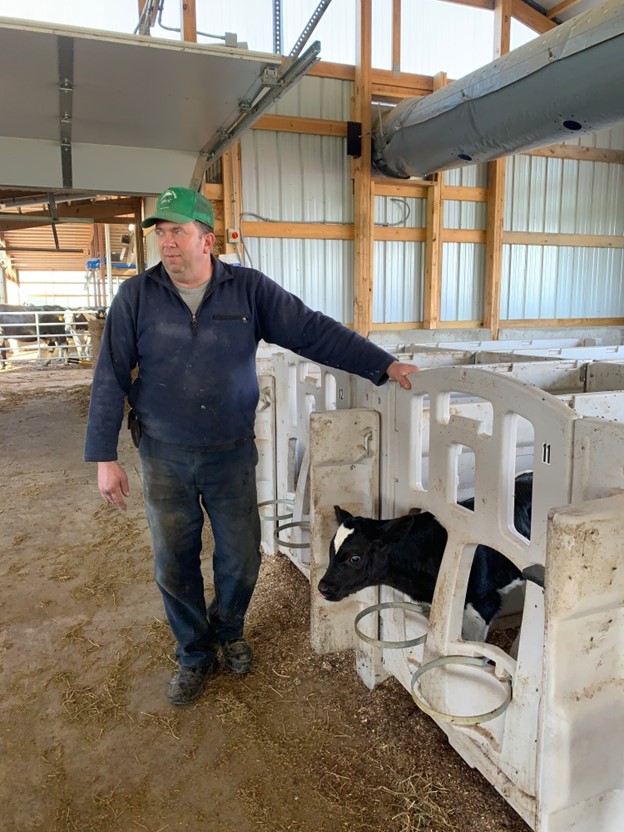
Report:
0,367,530,832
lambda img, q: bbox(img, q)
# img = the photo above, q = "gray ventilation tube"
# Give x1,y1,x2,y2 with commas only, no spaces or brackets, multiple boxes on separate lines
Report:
373,0,624,179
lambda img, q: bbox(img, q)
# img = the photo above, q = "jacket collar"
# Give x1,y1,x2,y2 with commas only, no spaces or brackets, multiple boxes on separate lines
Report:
146,256,236,291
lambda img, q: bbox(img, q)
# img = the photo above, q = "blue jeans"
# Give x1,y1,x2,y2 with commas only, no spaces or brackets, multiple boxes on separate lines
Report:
139,433,261,668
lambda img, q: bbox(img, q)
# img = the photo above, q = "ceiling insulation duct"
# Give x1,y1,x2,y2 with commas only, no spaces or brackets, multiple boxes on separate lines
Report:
373,0,624,179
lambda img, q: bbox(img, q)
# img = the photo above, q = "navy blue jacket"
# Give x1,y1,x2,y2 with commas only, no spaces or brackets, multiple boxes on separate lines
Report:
84,258,396,461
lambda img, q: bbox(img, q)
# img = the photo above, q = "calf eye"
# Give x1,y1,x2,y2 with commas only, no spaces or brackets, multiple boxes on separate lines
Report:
349,555,362,565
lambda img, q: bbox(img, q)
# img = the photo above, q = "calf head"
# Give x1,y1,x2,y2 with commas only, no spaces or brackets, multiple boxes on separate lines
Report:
317,506,415,602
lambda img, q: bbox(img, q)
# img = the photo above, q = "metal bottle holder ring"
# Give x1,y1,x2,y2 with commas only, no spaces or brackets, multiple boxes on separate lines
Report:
274,520,310,549
410,655,513,725
257,498,294,522
354,601,429,649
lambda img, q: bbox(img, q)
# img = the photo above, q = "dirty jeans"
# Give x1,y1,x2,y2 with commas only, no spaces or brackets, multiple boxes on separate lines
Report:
139,433,261,668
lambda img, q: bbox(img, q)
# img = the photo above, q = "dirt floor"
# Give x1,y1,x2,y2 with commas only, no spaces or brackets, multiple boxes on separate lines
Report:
0,366,532,832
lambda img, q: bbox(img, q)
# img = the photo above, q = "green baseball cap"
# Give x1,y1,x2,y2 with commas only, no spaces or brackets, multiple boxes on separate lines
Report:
141,186,215,229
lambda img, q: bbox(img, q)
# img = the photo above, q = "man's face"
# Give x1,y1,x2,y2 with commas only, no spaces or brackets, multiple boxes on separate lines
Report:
154,220,214,282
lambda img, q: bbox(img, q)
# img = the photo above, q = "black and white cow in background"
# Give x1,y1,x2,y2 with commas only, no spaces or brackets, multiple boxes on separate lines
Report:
0,304,68,368
63,309,89,358
318,472,534,642
63,307,106,359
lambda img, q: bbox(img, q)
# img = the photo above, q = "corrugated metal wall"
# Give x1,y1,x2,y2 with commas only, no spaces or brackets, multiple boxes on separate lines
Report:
239,77,353,319
502,126,624,320
239,66,624,328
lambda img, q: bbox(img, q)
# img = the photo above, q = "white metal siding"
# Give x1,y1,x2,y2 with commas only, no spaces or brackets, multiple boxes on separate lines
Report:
441,243,485,322
373,241,425,324
242,237,353,321
273,76,352,121
501,246,624,320
503,127,624,320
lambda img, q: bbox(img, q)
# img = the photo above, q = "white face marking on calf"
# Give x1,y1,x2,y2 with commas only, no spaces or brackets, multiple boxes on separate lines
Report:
461,603,489,642
497,577,524,597
332,524,355,556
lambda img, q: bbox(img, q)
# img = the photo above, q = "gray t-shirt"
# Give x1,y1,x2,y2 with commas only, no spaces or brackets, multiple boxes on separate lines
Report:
175,281,210,314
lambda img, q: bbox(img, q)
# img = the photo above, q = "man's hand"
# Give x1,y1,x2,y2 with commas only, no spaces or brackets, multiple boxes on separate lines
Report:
386,360,420,390
97,461,130,511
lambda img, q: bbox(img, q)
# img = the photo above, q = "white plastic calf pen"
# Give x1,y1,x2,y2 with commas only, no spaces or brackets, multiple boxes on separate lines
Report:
256,340,624,832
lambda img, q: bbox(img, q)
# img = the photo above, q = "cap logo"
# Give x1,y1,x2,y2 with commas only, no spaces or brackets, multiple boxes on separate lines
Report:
159,190,176,207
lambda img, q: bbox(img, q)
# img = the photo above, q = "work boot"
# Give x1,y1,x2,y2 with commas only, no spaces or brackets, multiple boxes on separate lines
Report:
221,639,253,675
167,661,218,706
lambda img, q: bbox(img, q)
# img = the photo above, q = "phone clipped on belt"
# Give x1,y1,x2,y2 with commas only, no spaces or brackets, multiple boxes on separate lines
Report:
127,409,143,448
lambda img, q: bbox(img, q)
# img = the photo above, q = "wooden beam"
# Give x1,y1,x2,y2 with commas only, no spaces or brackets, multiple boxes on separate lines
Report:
220,142,242,256
241,221,354,240
443,186,488,202
253,114,347,137
423,72,446,331
352,0,374,337
494,0,512,58
443,229,487,244
524,145,624,165
511,0,557,33
203,183,224,201
134,205,145,271
372,70,434,96
308,61,355,81
180,0,197,42
547,0,584,20
483,159,506,336
503,231,624,248
392,0,401,75
373,179,430,198
0,200,137,233
441,0,494,10
484,0,511,339
423,176,443,330
374,227,426,242
308,59,434,94
503,317,624,327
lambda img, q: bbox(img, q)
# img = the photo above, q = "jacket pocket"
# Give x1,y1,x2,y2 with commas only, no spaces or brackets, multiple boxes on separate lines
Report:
212,314,249,322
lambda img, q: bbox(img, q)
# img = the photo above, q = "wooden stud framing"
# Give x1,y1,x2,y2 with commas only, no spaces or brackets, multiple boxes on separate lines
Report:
547,0,584,19
221,143,242,256
503,232,624,249
511,0,556,33
180,0,197,43
483,159,506,336
392,0,401,75
253,115,347,137
422,71,446,331
524,145,624,165
483,0,511,338
352,0,374,337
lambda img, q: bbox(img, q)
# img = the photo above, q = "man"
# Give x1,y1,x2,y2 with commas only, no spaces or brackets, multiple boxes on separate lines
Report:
85,186,418,707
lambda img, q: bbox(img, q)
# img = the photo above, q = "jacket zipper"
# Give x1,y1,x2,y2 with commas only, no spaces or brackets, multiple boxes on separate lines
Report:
189,282,217,335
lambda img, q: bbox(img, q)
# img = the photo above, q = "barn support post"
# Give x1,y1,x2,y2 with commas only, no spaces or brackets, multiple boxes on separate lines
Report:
352,0,374,337
422,72,446,331
484,0,512,339
180,0,197,43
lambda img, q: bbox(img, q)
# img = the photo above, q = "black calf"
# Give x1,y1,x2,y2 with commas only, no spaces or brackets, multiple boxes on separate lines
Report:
318,473,533,641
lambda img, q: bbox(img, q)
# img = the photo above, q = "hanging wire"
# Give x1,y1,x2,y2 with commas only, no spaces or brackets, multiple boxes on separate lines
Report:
154,0,239,44
133,0,157,35
381,198,411,227
236,211,277,270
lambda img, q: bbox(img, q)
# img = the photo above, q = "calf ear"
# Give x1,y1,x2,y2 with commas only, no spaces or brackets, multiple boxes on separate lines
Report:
380,514,415,543
334,506,353,524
